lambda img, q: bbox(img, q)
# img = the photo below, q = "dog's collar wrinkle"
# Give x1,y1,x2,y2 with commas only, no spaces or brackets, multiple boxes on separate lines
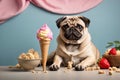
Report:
65,43,81,46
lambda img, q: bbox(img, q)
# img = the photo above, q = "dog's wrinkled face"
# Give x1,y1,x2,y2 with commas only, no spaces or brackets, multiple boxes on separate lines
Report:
56,16,90,42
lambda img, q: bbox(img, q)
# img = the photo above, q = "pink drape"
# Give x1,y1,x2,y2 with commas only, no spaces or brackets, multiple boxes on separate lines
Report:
0,0,30,23
31,0,103,14
0,0,103,24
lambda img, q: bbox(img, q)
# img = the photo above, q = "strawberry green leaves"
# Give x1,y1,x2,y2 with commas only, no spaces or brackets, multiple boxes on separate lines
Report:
106,41,120,50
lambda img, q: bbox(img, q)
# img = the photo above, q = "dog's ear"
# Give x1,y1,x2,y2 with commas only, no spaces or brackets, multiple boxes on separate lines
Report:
56,17,66,28
79,16,90,27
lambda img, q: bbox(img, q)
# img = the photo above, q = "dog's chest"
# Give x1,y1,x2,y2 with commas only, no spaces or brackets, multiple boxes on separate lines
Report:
65,44,80,52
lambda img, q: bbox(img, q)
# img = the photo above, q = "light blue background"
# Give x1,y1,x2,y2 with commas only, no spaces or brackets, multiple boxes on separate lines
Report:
0,0,120,65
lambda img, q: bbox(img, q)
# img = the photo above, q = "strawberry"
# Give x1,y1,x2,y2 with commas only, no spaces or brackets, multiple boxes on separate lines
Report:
109,48,117,55
98,58,110,69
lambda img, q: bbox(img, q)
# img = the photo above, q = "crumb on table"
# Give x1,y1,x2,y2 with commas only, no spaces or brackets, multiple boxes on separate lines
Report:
109,71,113,75
67,61,73,69
98,70,105,74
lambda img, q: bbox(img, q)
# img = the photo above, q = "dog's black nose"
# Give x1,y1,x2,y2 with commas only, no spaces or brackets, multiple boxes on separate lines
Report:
70,27,74,30
64,29,82,40
69,27,76,33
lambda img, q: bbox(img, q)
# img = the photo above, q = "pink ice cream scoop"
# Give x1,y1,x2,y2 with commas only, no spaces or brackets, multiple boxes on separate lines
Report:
37,24,53,40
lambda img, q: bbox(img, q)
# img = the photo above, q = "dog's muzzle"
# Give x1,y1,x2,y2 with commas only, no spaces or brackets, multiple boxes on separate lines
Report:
64,27,82,40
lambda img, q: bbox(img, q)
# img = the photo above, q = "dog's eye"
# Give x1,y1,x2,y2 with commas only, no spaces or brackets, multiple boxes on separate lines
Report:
76,24,83,31
62,24,69,31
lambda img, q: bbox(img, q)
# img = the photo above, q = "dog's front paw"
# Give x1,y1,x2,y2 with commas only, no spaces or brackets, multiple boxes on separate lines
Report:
75,64,85,71
49,63,60,71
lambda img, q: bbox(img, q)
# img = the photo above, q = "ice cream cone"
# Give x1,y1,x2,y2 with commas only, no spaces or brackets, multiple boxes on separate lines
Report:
39,40,50,72
37,24,53,72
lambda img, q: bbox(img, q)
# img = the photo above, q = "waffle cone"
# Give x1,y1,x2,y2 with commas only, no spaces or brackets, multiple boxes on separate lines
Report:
39,40,50,71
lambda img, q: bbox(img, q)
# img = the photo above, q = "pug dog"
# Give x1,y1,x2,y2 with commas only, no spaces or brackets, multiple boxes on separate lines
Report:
48,16,100,71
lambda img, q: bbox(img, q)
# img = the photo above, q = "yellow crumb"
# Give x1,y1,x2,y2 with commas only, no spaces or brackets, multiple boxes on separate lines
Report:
85,67,93,71
67,61,73,69
109,67,113,71
109,71,113,75
96,66,100,70
116,69,120,73
98,70,105,74
31,70,36,73
112,67,118,71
